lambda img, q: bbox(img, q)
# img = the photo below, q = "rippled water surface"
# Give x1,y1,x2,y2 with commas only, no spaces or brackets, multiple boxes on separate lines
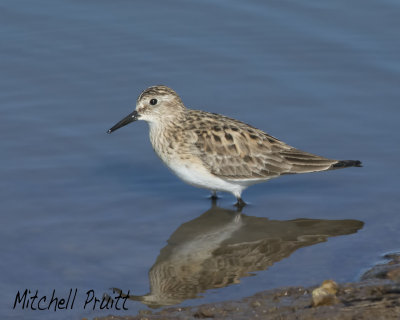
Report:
1,1,399,319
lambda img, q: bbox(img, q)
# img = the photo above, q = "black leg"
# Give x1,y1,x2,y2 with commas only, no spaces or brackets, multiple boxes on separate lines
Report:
234,197,246,209
208,191,218,207
210,191,219,200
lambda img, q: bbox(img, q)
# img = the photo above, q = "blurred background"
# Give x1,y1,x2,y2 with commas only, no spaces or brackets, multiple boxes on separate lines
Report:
1,0,399,319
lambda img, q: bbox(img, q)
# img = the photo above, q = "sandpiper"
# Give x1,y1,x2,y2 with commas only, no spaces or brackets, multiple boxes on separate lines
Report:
108,85,361,207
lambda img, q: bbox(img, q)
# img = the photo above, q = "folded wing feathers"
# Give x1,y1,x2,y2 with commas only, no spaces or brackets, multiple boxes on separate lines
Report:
191,111,340,180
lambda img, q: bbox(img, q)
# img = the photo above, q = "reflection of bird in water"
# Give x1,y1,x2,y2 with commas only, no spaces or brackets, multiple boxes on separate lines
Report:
115,204,363,308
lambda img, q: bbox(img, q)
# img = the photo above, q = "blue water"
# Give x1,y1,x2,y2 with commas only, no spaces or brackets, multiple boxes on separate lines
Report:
1,0,399,319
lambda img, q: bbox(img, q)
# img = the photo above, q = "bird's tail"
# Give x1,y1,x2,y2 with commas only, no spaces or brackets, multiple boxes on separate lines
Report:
280,148,362,174
330,160,362,169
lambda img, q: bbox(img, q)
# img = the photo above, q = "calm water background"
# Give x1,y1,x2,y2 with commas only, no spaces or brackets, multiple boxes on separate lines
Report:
1,0,399,319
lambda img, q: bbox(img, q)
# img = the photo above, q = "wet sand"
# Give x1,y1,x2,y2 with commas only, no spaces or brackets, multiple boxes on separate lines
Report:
97,253,400,320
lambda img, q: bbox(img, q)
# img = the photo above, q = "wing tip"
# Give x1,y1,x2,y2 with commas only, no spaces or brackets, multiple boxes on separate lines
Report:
331,160,363,169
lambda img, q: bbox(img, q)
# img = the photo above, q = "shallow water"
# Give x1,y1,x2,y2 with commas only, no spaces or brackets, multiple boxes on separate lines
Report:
1,0,399,319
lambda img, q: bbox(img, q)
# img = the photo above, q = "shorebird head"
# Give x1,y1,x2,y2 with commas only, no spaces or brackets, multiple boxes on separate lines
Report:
107,85,185,133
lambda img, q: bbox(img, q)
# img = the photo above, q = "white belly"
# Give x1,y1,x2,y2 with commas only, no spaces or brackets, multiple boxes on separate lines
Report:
166,158,244,194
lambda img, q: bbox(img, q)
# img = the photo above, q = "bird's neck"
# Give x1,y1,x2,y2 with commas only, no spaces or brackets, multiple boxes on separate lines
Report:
148,112,186,151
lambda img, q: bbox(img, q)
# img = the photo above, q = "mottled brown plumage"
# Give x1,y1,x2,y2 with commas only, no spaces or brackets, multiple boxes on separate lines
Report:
186,110,341,179
108,85,362,206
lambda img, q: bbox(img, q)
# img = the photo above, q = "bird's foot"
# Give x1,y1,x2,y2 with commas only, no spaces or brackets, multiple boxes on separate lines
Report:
208,192,219,207
234,197,246,210
209,191,219,200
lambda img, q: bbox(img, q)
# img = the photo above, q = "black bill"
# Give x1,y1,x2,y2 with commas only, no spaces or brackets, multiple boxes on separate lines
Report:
107,110,139,134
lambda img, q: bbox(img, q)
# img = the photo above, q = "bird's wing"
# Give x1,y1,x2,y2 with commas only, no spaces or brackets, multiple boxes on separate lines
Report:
189,111,338,180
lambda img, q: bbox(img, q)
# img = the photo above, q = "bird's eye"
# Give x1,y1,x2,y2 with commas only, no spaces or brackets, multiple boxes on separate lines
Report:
150,98,158,106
